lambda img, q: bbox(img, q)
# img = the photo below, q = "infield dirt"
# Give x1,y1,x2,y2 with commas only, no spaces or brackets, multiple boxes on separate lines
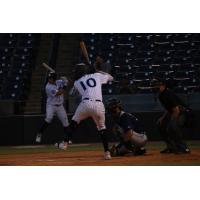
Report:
0,142,199,166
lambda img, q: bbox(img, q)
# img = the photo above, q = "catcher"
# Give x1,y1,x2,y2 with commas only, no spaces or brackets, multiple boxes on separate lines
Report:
107,98,148,156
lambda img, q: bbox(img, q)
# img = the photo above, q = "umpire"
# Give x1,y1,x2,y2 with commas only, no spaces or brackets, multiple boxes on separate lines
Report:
156,79,190,154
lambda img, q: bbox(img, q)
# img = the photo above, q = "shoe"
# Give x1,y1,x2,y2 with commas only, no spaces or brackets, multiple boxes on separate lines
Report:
134,147,146,156
57,141,68,150
175,148,191,154
54,142,59,148
104,151,112,160
68,140,73,145
185,148,191,153
35,133,42,143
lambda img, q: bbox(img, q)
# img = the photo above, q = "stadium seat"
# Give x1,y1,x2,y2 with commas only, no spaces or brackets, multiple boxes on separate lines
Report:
0,33,40,100
81,33,200,95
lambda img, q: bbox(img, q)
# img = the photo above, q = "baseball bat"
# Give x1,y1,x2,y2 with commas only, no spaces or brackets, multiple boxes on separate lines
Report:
80,41,91,65
42,62,56,73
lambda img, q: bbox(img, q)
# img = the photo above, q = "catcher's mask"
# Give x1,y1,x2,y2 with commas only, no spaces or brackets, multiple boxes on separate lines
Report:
48,72,57,81
107,98,123,115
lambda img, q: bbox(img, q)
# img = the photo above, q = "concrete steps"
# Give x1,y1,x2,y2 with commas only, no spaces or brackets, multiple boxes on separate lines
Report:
24,34,53,114
24,33,80,114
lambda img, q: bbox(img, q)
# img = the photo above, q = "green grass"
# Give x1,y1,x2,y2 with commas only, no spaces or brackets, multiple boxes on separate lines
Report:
146,141,200,150
0,144,103,155
0,141,199,155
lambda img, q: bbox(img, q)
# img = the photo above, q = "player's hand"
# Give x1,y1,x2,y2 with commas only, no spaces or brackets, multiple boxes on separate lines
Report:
172,106,180,118
56,88,64,96
60,76,68,84
157,117,164,125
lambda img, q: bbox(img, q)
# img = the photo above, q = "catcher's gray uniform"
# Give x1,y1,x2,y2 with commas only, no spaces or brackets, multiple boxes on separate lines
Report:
111,111,147,156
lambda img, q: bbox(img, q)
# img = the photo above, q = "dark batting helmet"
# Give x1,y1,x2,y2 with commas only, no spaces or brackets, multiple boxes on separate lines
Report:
107,98,123,114
74,63,89,80
48,72,57,80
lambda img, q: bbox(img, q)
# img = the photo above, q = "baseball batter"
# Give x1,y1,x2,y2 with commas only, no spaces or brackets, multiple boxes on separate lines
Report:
35,72,70,149
66,64,113,160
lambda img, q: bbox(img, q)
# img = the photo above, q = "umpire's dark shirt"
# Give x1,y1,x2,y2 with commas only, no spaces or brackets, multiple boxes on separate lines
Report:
159,88,185,113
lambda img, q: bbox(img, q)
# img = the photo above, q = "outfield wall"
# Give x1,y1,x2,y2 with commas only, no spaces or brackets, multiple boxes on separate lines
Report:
0,111,199,146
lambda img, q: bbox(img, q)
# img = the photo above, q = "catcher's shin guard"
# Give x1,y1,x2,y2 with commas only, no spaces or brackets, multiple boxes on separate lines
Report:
110,143,130,156
117,145,131,156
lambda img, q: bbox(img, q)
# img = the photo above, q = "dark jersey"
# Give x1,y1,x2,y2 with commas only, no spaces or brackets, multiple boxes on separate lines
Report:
116,112,145,134
159,88,187,113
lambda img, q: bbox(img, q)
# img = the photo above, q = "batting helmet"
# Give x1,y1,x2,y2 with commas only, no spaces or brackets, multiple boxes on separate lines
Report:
107,98,123,114
74,63,89,80
48,72,57,80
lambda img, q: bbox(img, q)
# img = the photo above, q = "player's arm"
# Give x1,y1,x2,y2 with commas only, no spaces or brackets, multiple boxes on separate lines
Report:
60,77,69,89
157,111,168,125
98,71,113,80
46,86,64,97
167,91,182,117
98,72,114,84
171,106,180,118
120,114,135,141
69,82,80,96
107,74,114,81
56,79,68,90
69,86,79,96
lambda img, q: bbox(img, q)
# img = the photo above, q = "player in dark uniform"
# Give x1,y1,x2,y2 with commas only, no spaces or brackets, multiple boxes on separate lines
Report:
156,79,190,154
107,98,148,156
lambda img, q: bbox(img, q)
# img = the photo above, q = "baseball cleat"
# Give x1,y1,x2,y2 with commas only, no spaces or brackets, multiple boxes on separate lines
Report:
68,140,73,145
104,151,112,160
58,141,68,150
133,147,146,156
185,148,191,153
54,143,59,148
35,133,42,143
174,148,191,154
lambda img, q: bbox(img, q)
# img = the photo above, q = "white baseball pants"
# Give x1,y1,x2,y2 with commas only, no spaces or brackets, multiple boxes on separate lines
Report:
72,99,106,130
45,104,69,127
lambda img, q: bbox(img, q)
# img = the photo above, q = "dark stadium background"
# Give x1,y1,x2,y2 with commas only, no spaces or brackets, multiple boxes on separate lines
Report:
0,33,199,145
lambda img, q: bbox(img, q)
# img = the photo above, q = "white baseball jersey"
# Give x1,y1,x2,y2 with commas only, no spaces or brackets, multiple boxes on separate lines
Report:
74,72,113,101
45,80,69,127
72,72,113,130
46,80,66,106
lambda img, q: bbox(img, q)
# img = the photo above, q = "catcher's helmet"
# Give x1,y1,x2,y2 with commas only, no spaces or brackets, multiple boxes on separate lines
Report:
107,98,123,114
48,72,57,80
